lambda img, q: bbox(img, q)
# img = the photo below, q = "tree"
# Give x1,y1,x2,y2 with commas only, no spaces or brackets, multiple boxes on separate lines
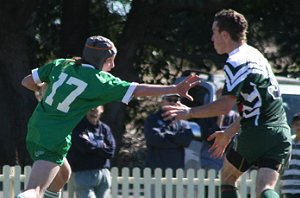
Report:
108,0,300,167
0,0,299,168
0,0,41,166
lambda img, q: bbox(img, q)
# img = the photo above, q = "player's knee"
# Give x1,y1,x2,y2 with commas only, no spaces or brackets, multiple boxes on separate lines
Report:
61,160,72,182
60,163,72,183
221,171,239,185
61,168,71,183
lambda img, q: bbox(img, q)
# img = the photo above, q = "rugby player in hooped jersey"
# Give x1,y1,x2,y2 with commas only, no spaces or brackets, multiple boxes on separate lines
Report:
18,35,200,198
163,9,291,198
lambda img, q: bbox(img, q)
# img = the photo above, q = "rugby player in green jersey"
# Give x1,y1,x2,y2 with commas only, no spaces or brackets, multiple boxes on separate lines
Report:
163,9,291,198
18,35,200,198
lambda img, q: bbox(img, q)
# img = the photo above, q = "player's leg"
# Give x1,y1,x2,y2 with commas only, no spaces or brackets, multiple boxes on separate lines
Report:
220,158,243,198
255,157,288,198
255,126,291,198
44,158,71,198
221,146,253,198
256,167,280,198
17,160,60,198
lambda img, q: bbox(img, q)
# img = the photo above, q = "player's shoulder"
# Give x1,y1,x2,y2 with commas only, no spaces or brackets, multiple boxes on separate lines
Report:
227,48,247,67
96,71,124,83
42,58,75,70
227,44,262,67
51,58,73,65
38,58,73,75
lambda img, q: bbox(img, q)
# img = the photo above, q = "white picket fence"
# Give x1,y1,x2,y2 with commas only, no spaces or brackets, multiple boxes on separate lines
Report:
0,165,275,198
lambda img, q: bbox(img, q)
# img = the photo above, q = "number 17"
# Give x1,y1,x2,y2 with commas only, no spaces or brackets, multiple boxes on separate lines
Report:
45,73,87,113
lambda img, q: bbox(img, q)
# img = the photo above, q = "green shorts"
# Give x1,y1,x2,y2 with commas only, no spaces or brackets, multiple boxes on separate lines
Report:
26,141,69,165
235,125,291,164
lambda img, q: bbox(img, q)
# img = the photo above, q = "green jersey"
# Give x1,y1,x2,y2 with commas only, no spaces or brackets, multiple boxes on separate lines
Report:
27,59,136,152
222,44,288,129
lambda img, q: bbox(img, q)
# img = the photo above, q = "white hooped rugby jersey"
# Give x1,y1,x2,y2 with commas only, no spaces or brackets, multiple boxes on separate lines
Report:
222,44,287,128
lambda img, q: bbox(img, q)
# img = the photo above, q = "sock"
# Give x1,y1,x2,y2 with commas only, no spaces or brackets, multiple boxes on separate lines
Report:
43,190,61,198
15,194,26,198
221,185,238,198
260,189,279,198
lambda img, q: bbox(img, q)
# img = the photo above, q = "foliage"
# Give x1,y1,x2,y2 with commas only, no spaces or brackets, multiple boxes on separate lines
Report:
117,0,300,167
90,0,128,41
33,0,63,64
32,0,300,81
3,0,298,167
33,0,127,64
233,0,300,77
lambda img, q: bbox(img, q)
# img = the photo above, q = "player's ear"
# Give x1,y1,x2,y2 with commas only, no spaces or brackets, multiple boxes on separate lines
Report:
221,31,231,41
221,31,228,39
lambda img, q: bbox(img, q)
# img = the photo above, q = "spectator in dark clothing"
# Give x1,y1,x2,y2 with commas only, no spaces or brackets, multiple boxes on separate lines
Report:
144,94,195,197
67,105,115,198
200,110,239,172
200,88,239,172
144,94,194,172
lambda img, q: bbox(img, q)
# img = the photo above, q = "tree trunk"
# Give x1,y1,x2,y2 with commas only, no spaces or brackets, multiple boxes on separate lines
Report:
103,0,159,167
104,0,227,167
59,0,90,57
0,0,41,166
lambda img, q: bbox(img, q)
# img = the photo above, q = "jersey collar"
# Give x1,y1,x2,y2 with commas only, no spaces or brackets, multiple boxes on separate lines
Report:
229,43,248,56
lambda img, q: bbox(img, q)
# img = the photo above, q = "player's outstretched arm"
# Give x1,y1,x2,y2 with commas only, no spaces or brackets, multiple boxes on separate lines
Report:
133,74,200,101
162,94,237,121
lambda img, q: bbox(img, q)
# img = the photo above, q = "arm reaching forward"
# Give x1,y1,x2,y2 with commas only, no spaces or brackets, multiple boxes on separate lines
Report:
133,74,200,101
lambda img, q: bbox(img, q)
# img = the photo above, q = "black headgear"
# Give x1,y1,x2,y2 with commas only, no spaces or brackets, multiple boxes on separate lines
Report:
82,35,117,69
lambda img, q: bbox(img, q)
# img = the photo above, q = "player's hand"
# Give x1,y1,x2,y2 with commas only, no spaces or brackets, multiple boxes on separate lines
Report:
176,74,200,101
162,103,191,121
34,83,48,102
207,131,231,158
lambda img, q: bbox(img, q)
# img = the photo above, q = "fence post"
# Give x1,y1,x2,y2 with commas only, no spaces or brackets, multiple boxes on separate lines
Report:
1,166,281,197
3,165,12,198
154,168,162,198
121,167,130,198
23,166,31,189
111,167,118,198
197,168,205,197
249,170,257,198
13,166,22,197
143,168,151,198
207,169,217,198
132,167,141,198
186,169,195,198
165,168,173,198
176,168,184,198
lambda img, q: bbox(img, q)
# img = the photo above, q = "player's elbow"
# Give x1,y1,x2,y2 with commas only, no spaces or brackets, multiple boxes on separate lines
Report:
21,75,30,87
21,75,36,91
21,77,28,88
